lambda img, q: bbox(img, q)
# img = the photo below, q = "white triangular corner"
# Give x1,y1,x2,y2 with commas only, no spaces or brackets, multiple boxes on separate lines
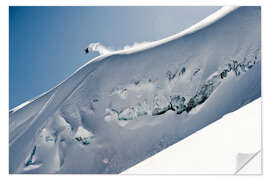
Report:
236,151,261,175
123,98,261,174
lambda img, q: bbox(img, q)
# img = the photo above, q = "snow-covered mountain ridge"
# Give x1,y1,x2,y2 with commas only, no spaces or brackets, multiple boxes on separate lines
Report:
9,6,261,174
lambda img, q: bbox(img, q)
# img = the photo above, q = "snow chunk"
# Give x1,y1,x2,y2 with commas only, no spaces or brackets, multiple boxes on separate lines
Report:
74,126,95,145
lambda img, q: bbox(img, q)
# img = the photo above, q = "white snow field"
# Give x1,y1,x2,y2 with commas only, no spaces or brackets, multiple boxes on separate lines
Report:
123,98,261,174
9,6,261,174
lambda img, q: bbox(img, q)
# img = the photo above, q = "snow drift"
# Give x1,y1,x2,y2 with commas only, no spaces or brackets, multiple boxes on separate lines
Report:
9,6,261,174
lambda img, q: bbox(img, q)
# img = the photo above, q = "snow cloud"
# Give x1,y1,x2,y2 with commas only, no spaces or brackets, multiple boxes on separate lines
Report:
88,42,113,55
88,41,151,55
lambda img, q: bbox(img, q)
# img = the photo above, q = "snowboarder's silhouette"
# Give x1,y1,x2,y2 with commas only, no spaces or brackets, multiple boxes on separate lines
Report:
84,47,89,54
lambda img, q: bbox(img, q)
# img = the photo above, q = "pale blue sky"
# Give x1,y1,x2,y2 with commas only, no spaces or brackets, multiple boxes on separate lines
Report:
9,6,221,109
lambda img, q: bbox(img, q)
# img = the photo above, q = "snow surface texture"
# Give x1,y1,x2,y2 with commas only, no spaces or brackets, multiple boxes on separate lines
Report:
9,6,261,174
123,98,261,174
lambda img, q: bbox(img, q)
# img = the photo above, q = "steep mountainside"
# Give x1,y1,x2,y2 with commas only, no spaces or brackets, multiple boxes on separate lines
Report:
9,6,261,173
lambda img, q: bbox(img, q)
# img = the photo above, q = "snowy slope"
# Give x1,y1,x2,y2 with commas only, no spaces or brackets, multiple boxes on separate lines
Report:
123,98,261,174
9,6,261,174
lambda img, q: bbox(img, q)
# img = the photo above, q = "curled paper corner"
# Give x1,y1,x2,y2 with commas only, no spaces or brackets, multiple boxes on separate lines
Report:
235,150,261,175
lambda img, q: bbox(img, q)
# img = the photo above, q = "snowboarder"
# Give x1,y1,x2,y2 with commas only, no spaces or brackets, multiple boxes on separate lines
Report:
84,47,89,54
